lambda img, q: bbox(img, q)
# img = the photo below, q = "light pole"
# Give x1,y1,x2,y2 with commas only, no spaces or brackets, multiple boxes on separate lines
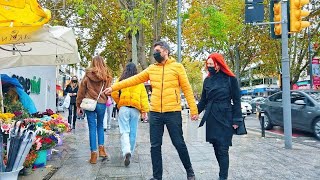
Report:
281,0,292,149
308,2,313,89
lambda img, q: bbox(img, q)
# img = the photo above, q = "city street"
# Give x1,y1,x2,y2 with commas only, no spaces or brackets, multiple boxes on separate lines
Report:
245,113,320,149
19,110,320,180
1,1,319,180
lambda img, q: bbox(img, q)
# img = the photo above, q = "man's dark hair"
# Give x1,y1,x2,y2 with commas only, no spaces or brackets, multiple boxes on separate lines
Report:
153,41,170,55
119,62,138,81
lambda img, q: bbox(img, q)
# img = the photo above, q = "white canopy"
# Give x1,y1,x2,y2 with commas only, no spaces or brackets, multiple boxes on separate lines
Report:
0,25,80,69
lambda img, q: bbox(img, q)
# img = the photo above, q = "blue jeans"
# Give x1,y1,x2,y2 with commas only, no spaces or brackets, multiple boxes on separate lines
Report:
85,103,106,151
118,106,140,157
149,111,193,180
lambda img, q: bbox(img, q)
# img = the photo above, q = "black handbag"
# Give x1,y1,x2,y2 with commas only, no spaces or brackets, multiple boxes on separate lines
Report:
228,77,247,135
234,121,247,135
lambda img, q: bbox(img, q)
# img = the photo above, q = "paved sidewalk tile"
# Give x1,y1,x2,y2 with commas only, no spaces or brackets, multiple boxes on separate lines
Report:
19,111,320,180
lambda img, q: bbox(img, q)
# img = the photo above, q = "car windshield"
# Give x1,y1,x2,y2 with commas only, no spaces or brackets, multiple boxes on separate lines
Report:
306,92,320,102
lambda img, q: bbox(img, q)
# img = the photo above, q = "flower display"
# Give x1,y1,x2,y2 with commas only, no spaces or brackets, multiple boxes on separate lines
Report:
0,113,15,134
0,113,15,123
23,150,38,168
1,112,69,172
34,128,58,150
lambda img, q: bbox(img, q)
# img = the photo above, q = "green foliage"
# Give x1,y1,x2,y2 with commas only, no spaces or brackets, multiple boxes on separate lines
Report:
4,93,30,119
205,7,228,42
182,58,204,96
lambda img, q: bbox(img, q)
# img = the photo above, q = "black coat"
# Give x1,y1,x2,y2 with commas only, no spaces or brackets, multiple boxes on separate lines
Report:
197,71,243,146
64,85,79,104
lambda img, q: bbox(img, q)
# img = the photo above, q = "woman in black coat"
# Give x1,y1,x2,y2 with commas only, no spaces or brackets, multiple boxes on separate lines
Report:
64,76,79,129
197,53,243,180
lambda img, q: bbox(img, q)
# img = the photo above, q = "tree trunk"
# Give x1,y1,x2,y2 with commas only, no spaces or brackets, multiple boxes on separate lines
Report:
137,25,148,69
149,0,169,63
126,33,132,61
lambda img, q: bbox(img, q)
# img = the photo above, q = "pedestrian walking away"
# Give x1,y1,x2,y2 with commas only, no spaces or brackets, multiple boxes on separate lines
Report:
111,62,149,167
103,96,114,131
76,55,113,164
104,41,198,180
64,76,79,129
197,53,244,180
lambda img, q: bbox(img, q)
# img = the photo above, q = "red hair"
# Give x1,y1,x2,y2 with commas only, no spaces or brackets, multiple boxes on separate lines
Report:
206,53,235,77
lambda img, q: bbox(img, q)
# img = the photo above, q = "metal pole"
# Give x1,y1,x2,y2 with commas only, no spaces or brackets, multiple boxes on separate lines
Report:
0,76,3,113
177,0,182,63
308,3,313,89
260,111,265,137
0,133,3,172
281,0,292,149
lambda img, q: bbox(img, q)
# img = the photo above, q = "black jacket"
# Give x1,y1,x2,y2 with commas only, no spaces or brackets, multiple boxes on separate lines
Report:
64,85,79,104
197,71,243,146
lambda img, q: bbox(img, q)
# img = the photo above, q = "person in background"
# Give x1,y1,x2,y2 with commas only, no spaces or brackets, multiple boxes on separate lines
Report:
103,96,114,131
104,41,198,180
76,56,113,164
197,53,243,180
64,76,79,129
111,62,149,167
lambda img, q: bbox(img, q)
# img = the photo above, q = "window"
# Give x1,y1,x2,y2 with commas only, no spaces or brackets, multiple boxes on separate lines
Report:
252,79,263,86
291,92,314,107
241,81,250,87
269,93,282,102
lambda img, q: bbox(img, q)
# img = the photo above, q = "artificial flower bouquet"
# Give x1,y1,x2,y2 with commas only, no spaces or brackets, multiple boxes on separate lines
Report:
34,128,58,150
23,150,38,168
50,114,69,133
0,113,15,134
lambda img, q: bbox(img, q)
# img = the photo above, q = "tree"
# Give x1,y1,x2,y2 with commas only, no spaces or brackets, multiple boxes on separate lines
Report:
183,0,319,87
182,58,204,96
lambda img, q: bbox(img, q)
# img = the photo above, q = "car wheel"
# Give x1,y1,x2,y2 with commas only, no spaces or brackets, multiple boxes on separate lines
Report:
261,113,273,130
313,118,320,140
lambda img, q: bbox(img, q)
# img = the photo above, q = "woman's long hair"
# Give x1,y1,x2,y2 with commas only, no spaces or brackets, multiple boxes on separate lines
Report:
67,76,79,89
119,62,138,81
87,56,113,82
206,53,235,77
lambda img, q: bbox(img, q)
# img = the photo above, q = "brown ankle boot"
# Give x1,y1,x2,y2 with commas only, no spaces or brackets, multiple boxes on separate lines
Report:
99,146,108,158
89,151,97,164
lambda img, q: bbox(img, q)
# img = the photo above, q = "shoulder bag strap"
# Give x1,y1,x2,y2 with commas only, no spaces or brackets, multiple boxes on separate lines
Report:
96,83,105,101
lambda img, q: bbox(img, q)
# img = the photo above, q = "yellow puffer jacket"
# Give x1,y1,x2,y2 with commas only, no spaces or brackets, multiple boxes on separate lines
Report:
111,58,198,115
111,80,149,113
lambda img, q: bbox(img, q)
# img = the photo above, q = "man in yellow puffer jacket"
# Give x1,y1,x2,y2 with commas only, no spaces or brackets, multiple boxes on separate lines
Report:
104,41,198,180
111,62,149,167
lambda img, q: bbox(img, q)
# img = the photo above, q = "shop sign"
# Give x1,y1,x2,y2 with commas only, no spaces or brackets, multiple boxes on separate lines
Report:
12,74,41,94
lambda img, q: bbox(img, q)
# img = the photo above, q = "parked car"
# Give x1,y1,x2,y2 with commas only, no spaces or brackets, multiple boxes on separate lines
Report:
250,97,266,113
241,101,252,115
241,105,247,120
241,95,253,102
258,90,320,140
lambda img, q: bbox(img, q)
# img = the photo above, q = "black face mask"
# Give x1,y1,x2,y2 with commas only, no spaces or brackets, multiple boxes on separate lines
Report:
208,67,217,75
72,80,78,83
153,52,164,63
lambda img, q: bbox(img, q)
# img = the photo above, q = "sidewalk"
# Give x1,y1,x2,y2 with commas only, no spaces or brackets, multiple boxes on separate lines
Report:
19,111,320,180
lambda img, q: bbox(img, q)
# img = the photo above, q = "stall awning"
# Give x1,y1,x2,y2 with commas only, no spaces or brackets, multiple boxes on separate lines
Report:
0,0,51,45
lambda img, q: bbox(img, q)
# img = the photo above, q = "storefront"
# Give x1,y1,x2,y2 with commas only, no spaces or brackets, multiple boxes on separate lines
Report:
1,66,57,112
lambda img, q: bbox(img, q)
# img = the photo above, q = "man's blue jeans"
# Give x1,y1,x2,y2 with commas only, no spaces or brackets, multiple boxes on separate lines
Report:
149,111,192,180
85,103,106,151
118,106,140,157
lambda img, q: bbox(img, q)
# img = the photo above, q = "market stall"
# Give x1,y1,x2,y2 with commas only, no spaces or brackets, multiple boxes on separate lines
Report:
0,0,80,178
